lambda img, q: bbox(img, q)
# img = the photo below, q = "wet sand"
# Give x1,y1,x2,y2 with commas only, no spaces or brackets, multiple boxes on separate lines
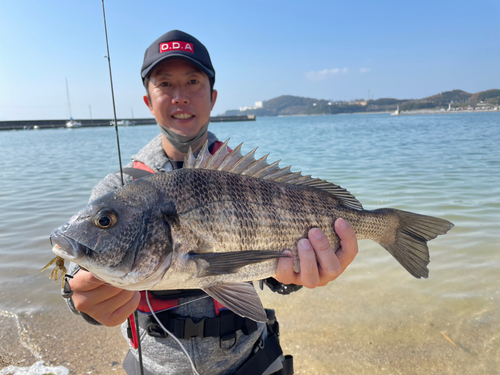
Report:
259,285,500,375
2,281,498,375
0,309,128,374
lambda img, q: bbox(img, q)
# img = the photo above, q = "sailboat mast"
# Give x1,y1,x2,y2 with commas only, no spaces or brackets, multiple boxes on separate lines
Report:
65,78,73,119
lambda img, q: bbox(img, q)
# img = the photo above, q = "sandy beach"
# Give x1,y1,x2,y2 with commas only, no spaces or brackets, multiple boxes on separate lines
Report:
2,283,498,375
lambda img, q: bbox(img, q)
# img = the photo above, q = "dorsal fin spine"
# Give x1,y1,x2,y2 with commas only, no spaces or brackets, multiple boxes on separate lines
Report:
194,141,210,168
206,139,231,169
252,160,281,179
185,146,195,168
275,171,303,183
217,143,244,171
229,148,257,174
262,165,292,180
241,154,270,176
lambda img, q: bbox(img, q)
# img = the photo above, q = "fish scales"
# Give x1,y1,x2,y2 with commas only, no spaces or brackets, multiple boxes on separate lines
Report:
153,169,349,285
46,140,454,322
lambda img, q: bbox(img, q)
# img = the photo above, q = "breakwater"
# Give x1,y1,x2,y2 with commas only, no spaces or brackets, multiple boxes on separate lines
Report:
0,115,255,131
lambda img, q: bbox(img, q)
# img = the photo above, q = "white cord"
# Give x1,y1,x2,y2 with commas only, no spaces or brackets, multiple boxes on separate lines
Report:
160,294,210,313
145,291,201,375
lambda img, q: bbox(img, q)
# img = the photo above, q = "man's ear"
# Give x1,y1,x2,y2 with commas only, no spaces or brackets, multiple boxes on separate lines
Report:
211,89,218,110
143,95,154,114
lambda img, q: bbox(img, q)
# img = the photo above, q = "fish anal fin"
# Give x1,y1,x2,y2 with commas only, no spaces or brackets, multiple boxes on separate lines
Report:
203,283,268,323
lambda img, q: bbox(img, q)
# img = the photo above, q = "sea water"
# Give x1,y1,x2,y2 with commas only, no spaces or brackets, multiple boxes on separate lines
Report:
0,112,498,373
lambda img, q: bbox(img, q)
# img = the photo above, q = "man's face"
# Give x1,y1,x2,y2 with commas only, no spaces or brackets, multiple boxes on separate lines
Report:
144,59,217,137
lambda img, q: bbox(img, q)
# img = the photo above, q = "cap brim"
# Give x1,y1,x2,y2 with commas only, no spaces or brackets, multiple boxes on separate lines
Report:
141,54,214,81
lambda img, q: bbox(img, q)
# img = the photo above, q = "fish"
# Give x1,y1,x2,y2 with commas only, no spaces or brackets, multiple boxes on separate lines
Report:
46,139,454,322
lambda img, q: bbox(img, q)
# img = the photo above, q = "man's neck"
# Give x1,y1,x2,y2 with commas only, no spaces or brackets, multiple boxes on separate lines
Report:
161,133,208,161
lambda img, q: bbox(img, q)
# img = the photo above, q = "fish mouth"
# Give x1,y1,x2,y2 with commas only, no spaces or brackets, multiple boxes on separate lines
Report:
50,229,90,261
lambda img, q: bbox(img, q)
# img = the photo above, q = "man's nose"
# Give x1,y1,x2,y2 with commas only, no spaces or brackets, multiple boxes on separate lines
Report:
172,88,189,105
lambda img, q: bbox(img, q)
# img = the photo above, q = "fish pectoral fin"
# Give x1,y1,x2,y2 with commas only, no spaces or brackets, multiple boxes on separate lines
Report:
203,283,268,323
189,250,288,277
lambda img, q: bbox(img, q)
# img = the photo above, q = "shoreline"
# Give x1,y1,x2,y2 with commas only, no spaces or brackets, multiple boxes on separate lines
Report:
390,108,500,116
277,109,500,117
3,108,498,131
0,309,128,374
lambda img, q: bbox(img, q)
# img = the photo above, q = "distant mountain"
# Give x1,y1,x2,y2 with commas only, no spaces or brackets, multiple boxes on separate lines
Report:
221,89,500,117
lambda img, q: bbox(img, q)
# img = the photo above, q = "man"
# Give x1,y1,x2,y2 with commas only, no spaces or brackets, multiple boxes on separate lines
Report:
66,30,358,375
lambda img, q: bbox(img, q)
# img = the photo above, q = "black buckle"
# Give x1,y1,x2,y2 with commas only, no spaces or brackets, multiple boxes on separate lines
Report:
183,318,205,338
147,323,168,338
220,332,237,349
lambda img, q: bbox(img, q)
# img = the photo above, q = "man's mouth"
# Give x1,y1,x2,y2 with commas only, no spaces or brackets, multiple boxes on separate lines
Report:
172,113,194,119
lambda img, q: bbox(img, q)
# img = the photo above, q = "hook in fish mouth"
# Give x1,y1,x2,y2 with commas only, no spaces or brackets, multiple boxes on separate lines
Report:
50,229,90,261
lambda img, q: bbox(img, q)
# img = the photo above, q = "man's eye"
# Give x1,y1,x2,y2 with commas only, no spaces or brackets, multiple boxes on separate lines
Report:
188,79,199,84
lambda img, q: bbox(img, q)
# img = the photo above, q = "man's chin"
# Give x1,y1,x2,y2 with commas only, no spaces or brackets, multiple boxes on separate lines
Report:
161,123,200,137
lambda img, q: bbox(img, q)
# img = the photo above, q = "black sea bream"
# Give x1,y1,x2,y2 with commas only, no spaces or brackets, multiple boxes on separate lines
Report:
46,140,454,322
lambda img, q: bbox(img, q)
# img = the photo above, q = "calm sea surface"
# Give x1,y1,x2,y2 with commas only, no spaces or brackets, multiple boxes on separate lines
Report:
0,112,499,371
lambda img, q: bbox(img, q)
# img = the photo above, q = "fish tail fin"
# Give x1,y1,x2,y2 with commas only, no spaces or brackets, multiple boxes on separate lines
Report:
371,208,454,279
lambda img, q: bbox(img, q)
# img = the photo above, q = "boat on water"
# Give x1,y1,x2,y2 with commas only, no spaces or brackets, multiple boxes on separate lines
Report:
66,118,82,128
110,120,136,126
390,104,401,116
65,78,82,128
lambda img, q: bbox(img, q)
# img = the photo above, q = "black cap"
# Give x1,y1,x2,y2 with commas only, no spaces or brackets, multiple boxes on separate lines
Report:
141,30,215,84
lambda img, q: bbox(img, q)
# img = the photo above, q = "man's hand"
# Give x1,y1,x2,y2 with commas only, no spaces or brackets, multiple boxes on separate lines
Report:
70,270,140,327
275,218,358,288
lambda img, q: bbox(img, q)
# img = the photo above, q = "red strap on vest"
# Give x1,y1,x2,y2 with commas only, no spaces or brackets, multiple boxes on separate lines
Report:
132,160,155,174
213,299,227,314
136,291,227,315
137,291,179,313
212,140,231,153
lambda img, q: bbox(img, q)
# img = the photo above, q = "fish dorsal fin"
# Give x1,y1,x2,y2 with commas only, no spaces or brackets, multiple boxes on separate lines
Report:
185,139,363,210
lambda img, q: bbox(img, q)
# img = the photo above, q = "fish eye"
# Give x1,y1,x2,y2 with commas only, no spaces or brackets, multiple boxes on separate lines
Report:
94,208,119,229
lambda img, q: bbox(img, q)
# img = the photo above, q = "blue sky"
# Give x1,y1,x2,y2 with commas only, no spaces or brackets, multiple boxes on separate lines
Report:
0,0,498,120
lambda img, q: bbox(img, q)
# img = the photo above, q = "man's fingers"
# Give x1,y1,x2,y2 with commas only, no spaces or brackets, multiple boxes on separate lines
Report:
334,218,358,273
69,270,106,292
74,282,125,309
274,221,359,289
308,228,341,284
70,269,135,317
95,290,141,326
296,238,320,288
275,250,297,285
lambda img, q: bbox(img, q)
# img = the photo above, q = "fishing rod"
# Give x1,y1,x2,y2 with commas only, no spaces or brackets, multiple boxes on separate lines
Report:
100,1,143,375
101,0,125,187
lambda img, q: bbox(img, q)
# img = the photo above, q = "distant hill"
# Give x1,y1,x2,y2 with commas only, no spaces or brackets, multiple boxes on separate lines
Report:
400,89,472,111
469,89,500,105
221,89,500,117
